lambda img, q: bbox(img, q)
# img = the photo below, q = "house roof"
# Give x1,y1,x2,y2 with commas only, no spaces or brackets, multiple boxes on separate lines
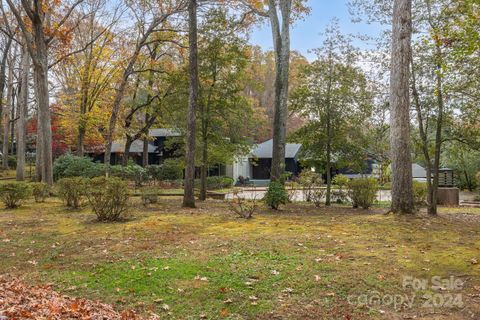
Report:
412,163,427,178
149,128,181,137
251,139,302,159
111,140,157,153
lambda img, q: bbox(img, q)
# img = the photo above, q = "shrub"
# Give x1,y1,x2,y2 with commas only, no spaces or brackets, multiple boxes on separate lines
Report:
195,176,235,190
86,177,129,222
298,171,323,202
57,177,88,208
263,181,289,210
159,159,183,181
53,154,102,180
146,165,162,184
140,187,159,206
227,188,258,219
110,163,147,187
7,155,16,169
207,176,234,190
0,182,31,208
413,181,428,206
310,187,326,208
347,178,379,209
31,182,50,203
332,174,349,204
332,174,349,188
285,181,299,202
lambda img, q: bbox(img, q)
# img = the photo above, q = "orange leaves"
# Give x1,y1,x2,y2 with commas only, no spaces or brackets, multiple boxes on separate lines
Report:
0,275,158,319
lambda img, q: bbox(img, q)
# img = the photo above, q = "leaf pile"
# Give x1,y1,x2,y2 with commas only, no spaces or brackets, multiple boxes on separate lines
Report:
0,276,152,319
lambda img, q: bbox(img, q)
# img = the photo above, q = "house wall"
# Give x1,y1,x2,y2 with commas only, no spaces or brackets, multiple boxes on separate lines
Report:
229,156,250,180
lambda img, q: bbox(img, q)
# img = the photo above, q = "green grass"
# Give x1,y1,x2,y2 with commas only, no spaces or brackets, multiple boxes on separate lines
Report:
1,198,480,319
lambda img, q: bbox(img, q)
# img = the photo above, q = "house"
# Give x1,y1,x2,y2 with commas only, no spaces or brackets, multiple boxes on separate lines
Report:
88,128,181,165
334,159,380,179
227,139,302,183
411,163,456,187
412,163,428,182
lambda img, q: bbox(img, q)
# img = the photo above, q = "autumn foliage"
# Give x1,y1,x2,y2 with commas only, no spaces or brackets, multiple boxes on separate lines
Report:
0,276,157,319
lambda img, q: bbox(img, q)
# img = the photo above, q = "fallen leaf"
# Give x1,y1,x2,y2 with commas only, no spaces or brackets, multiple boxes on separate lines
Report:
161,304,170,311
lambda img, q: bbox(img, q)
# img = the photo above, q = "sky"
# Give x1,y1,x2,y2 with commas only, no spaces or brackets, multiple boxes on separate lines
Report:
250,0,385,61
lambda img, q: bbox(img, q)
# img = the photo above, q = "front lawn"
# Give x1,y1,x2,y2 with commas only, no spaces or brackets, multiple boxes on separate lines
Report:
0,198,479,319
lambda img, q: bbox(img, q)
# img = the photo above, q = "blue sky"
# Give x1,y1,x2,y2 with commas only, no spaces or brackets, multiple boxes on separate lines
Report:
250,0,384,61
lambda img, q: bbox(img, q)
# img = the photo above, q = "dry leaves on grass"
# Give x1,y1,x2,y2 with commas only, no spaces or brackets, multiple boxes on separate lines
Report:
0,276,159,320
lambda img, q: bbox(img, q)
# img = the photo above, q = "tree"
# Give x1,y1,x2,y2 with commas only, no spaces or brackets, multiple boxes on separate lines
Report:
2,43,15,169
16,45,29,180
103,1,187,166
5,0,86,185
410,0,452,216
54,0,121,157
239,0,309,182
290,22,373,206
0,2,14,136
120,40,179,166
183,0,198,208
443,142,480,191
242,48,308,142
389,0,415,214
196,8,255,200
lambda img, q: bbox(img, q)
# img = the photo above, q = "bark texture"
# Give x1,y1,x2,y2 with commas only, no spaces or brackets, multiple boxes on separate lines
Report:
389,0,414,214
0,37,12,131
5,0,55,185
183,0,198,208
268,0,291,182
16,47,29,180
2,52,13,169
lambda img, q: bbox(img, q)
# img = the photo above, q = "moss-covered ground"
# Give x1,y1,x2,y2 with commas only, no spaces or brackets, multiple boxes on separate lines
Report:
1,197,479,319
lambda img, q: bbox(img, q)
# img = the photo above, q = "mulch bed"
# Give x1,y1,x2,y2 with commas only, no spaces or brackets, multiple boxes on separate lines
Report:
0,276,158,319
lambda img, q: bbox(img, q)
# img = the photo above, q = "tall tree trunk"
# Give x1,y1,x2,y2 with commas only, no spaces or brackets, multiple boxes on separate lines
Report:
0,37,12,127
122,136,133,166
77,126,86,156
429,42,445,216
199,68,216,201
199,133,207,201
77,66,91,157
143,137,149,167
183,0,198,208
325,52,334,206
411,53,433,210
2,54,13,169
10,97,15,155
33,58,53,185
269,0,291,182
326,139,332,206
389,0,414,214
104,56,137,167
16,47,29,181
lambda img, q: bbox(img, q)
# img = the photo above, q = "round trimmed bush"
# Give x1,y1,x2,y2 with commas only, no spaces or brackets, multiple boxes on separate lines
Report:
140,187,159,206
53,154,103,180
264,181,289,210
0,182,31,209
347,178,379,209
57,177,88,209
86,177,129,222
31,182,50,203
